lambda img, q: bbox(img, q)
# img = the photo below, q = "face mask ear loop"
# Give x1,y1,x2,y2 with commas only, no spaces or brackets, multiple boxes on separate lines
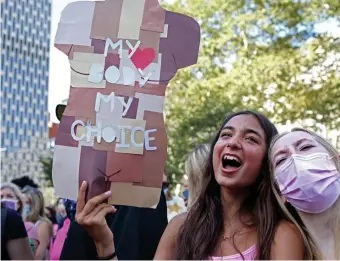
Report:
329,155,340,178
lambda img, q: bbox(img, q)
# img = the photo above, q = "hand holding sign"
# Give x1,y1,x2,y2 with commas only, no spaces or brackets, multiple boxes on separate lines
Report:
76,181,116,257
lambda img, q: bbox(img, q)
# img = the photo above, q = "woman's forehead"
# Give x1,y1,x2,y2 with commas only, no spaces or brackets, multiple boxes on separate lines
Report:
271,131,314,154
1,187,14,193
224,115,265,137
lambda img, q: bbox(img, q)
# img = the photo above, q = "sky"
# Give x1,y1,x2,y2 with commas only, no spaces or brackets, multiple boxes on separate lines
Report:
48,0,78,122
48,0,340,123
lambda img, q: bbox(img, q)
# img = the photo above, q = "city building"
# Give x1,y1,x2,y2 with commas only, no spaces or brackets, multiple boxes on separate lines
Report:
1,0,52,184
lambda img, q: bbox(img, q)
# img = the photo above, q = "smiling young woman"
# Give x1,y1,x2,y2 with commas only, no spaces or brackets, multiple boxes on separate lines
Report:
71,111,318,260
155,110,314,260
269,128,340,259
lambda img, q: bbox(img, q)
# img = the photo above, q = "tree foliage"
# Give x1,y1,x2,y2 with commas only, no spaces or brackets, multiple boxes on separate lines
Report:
162,0,340,184
40,155,53,187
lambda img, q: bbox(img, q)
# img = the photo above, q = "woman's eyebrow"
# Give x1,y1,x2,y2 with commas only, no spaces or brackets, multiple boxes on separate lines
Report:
244,128,263,139
222,126,263,139
273,149,288,162
293,138,315,147
222,126,234,131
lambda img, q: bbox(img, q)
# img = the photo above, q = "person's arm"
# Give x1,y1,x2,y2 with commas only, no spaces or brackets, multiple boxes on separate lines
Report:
7,237,35,260
72,181,116,259
35,221,52,260
4,208,34,260
270,220,305,259
154,213,186,260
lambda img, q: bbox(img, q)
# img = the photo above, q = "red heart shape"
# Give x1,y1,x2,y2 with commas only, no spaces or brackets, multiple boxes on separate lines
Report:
129,48,156,70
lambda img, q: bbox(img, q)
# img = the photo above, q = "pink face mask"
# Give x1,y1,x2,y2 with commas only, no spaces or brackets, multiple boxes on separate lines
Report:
275,153,340,213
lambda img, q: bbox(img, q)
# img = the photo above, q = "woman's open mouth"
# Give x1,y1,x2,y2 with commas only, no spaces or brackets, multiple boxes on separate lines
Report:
221,154,242,173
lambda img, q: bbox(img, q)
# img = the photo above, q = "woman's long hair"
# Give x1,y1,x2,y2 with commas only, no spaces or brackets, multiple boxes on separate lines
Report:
185,143,210,208
174,110,286,260
269,127,340,259
22,186,51,225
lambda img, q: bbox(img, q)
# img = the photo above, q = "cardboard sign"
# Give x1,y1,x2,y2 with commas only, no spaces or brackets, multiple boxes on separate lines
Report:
53,0,200,208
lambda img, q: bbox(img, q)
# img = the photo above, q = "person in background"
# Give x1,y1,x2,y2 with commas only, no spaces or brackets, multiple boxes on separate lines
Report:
45,206,59,236
1,205,35,260
24,221,40,255
54,198,67,228
163,171,186,221
22,186,53,260
269,128,340,259
184,143,210,208
1,182,25,216
63,199,77,221
49,199,75,260
45,206,57,225
182,185,189,207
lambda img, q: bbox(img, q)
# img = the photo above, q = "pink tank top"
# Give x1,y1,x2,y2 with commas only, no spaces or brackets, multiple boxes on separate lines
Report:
210,245,257,260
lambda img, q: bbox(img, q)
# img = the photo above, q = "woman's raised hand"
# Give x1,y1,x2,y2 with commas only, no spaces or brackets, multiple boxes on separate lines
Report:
76,181,116,256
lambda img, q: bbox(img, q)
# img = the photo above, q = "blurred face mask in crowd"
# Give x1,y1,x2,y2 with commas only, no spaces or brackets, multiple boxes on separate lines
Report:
23,204,31,218
1,188,19,211
1,199,18,210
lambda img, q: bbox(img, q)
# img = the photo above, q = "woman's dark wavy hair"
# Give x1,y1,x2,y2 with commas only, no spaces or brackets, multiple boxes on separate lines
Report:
174,110,284,260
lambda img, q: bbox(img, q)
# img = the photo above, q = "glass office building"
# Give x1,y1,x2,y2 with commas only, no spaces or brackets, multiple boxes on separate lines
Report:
1,0,52,184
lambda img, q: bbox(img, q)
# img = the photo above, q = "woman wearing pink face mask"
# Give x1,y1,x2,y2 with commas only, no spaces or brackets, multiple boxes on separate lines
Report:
269,128,340,260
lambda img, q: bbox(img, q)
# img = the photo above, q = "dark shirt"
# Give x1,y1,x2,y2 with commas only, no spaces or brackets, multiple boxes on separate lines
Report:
60,190,168,260
1,207,28,260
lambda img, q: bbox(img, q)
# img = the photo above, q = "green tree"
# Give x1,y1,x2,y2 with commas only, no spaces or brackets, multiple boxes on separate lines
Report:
40,155,53,187
162,0,340,184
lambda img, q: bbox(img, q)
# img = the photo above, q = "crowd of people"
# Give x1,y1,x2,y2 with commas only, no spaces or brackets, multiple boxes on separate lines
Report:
1,176,69,259
1,110,340,260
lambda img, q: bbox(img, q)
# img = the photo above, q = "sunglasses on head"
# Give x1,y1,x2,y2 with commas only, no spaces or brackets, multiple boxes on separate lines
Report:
22,185,39,193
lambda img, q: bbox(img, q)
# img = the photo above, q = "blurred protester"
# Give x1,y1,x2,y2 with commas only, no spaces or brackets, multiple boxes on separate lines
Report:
1,182,25,216
184,143,210,208
54,198,67,228
165,191,186,221
163,172,186,221
182,184,189,207
63,199,77,221
49,199,76,260
1,205,35,260
22,186,53,260
11,176,38,190
45,206,57,225
24,221,40,255
45,206,57,224
45,206,59,236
